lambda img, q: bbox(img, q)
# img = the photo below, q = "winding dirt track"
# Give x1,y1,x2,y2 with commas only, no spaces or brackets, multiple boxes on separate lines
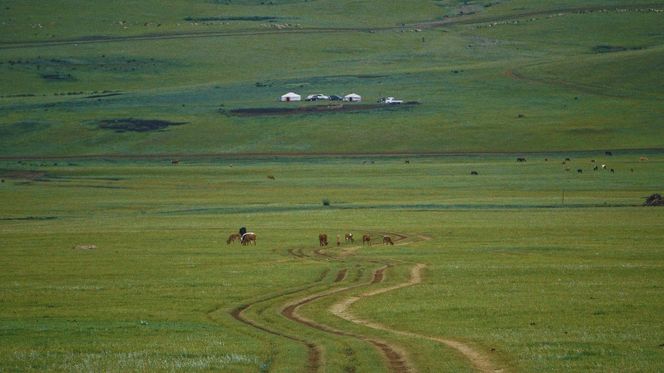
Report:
227,232,505,372
330,264,505,373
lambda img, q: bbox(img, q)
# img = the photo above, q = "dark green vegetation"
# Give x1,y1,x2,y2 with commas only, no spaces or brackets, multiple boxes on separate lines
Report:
1,0,663,156
2,0,664,372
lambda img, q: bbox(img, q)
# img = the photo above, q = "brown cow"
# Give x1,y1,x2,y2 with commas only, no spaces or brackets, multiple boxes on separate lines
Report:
383,236,394,245
226,233,241,244
319,233,328,246
362,234,371,246
344,233,354,243
241,232,257,246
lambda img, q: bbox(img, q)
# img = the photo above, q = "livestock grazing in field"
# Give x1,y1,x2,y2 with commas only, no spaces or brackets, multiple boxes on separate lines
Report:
319,233,328,246
610,168,615,173
227,233,241,244
383,236,394,245
516,157,527,162
345,233,354,243
605,151,613,156
640,156,649,161
267,175,276,180
577,169,583,173
470,171,479,175
362,234,371,246
602,164,607,169
565,158,571,161
171,160,180,165
594,166,598,171
241,232,257,245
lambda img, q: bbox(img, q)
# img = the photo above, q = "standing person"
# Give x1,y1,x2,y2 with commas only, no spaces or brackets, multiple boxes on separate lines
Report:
239,227,247,237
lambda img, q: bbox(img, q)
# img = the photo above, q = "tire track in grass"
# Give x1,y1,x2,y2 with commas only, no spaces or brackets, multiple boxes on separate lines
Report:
330,264,507,373
281,265,413,373
219,267,331,373
279,233,422,372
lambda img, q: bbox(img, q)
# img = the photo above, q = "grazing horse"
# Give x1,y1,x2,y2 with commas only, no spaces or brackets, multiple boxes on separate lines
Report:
516,157,527,162
344,233,354,243
362,234,371,246
241,232,257,246
383,236,394,245
319,233,328,246
227,233,241,244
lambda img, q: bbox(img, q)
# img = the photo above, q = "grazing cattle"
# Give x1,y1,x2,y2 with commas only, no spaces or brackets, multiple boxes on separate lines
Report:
241,232,257,246
565,158,571,162
227,233,241,244
610,168,615,173
319,233,328,246
640,156,649,161
577,169,583,173
344,233,354,243
267,175,276,180
605,151,613,156
591,159,595,163
171,160,180,165
516,157,527,162
593,166,598,171
383,236,394,245
362,234,371,246
602,164,607,169
470,171,479,175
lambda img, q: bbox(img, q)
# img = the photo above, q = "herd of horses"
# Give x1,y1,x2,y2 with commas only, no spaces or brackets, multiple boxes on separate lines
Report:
225,232,394,246
317,233,394,246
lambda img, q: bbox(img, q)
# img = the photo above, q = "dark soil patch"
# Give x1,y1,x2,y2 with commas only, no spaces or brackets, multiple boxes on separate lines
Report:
228,102,419,117
0,169,48,180
592,45,642,54
96,118,187,132
41,72,75,81
0,216,58,221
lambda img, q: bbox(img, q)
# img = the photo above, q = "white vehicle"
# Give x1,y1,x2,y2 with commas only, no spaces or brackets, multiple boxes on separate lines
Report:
305,94,329,101
379,97,403,104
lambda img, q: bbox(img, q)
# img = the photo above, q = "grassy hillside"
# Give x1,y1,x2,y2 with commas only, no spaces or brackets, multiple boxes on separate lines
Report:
1,0,663,156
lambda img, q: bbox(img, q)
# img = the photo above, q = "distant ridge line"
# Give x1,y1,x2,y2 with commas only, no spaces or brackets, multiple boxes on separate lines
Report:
1,3,661,50
1,148,663,161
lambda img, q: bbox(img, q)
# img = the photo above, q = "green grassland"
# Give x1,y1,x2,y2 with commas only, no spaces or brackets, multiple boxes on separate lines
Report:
2,0,664,372
2,155,664,372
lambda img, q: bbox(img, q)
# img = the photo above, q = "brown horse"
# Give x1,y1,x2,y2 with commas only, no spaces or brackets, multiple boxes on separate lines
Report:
383,236,394,245
241,232,257,246
319,233,328,246
362,234,371,246
344,233,354,243
227,233,241,244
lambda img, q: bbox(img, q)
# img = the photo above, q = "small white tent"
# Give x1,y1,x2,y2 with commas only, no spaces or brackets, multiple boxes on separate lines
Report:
343,93,361,102
280,92,301,102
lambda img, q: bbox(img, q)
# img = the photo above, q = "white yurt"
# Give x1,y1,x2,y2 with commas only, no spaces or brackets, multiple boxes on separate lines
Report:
280,92,301,102
343,93,362,102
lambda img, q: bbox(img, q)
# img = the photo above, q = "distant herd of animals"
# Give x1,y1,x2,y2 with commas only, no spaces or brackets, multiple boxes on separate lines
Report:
225,232,394,246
